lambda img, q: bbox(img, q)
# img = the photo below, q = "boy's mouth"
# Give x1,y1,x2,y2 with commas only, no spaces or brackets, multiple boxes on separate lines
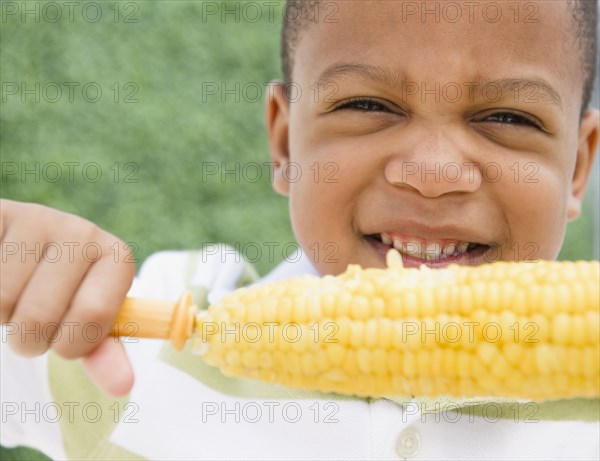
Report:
365,232,490,267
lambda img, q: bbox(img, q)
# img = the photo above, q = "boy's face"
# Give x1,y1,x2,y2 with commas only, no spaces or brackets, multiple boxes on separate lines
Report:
267,0,599,275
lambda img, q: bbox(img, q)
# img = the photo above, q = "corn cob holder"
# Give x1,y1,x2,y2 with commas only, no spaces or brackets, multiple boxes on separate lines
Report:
112,251,600,400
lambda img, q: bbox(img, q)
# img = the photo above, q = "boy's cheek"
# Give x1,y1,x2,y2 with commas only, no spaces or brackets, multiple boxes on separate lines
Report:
502,194,567,261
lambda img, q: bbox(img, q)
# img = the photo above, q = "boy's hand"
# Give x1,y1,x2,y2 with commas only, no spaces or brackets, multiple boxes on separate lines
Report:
0,199,135,396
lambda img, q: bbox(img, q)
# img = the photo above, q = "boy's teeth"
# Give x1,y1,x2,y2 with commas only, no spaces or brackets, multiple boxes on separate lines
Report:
425,242,442,260
381,233,392,245
378,232,478,261
392,238,405,253
395,239,419,257
443,243,456,257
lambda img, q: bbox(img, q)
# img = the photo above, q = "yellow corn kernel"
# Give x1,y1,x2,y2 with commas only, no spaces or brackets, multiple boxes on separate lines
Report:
335,291,352,318
402,352,418,379
364,319,379,348
301,353,318,377
225,350,241,367
321,293,336,318
386,296,403,318
372,349,388,377
349,321,364,348
552,313,571,345
530,313,549,343
342,349,358,375
285,353,301,374
350,295,370,320
276,297,292,323
587,311,600,344
241,350,259,369
356,348,372,374
372,297,386,317
388,350,402,375
377,318,394,349
403,290,419,317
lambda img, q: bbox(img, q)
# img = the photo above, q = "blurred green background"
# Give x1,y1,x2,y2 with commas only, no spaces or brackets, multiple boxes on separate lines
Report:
0,1,598,458
1,0,599,278
1,0,294,279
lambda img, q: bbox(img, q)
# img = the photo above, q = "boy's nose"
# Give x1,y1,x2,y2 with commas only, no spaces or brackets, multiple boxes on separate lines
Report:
383,131,483,198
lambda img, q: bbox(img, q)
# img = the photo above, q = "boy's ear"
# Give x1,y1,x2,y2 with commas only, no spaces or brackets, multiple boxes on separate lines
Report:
266,81,291,196
567,108,599,222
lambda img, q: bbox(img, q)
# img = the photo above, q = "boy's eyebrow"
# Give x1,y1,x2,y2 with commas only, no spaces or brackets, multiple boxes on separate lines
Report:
317,63,563,108
318,63,407,87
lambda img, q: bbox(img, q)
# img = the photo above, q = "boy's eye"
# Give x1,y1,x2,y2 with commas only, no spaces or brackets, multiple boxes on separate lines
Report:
483,111,541,129
335,98,392,113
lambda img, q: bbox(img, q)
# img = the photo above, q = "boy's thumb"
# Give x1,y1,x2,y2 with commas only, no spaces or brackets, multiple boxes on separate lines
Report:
81,338,134,397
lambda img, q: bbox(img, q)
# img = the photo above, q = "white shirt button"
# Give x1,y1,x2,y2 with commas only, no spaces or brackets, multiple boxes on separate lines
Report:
396,427,420,459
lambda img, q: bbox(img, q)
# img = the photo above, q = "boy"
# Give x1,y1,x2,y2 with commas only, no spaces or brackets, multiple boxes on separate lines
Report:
1,0,599,459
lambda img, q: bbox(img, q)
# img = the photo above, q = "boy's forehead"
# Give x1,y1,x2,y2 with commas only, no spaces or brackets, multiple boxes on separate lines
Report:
294,0,581,111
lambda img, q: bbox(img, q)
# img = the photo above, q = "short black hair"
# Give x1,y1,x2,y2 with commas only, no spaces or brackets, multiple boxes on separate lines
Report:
281,0,598,113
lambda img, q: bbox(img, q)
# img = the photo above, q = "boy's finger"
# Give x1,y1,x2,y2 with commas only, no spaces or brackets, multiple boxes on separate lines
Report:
82,337,134,396
6,253,91,356
53,239,135,359
0,211,48,323
0,235,42,323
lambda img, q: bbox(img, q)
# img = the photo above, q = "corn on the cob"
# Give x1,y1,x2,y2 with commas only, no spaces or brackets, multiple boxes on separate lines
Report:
114,251,600,400
192,251,599,400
